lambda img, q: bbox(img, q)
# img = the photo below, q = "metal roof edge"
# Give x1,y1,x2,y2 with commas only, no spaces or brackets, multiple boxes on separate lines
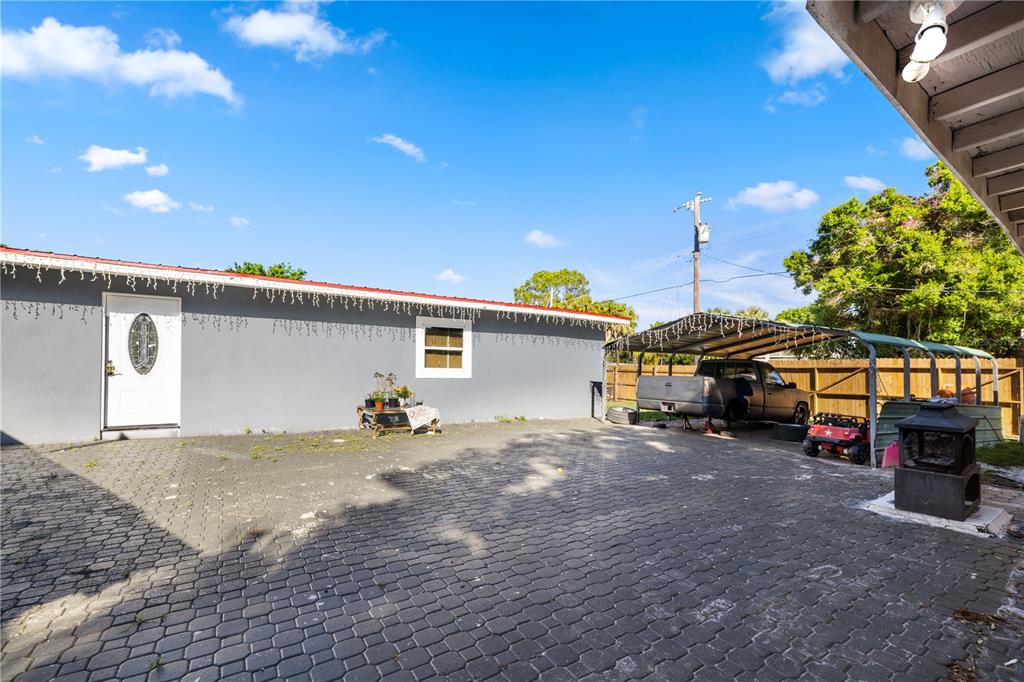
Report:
0,247,631,325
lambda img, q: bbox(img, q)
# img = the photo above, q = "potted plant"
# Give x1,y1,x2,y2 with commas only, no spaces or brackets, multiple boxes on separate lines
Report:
394,385,413,407
372,371,398,408
363,394,375,408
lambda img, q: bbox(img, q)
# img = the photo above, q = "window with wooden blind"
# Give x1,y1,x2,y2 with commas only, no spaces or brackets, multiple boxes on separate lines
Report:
416,317,472,378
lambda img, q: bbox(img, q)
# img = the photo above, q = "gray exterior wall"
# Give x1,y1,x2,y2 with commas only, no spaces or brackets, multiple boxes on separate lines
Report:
2,270,606,444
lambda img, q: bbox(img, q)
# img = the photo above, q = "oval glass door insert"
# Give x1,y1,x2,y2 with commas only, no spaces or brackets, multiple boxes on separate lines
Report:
128,313,158,374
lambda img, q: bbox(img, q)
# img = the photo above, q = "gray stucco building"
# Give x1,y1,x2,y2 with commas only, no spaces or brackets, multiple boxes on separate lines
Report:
1,248,626,445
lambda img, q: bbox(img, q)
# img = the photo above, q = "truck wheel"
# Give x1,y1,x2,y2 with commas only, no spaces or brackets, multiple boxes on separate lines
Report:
802,439,820,457
725,399,748,422
847,444,869,465
792,403,809,426
772,423,809,442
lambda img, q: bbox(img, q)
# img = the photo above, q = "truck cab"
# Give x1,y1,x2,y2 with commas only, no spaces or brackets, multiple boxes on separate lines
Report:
694,359,809,424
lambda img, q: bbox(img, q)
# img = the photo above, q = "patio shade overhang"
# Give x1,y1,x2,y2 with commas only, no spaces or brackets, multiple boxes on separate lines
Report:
807,1,1024,255
604,313,994,361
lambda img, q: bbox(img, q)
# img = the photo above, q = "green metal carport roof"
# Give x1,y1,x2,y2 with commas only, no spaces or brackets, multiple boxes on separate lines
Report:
606,313,993,360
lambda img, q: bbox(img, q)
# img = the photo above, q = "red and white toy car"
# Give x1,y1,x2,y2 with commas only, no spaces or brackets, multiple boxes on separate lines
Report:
802,413,871,465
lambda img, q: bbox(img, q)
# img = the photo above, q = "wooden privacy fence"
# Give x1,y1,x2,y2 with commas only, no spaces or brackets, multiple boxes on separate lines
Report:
606,357,1023,439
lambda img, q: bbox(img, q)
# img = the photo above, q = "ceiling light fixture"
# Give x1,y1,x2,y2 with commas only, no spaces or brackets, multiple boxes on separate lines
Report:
901,0,961,83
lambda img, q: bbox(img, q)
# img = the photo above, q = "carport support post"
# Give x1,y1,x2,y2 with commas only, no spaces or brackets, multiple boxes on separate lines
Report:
860,341,878,468
901,348,912,401
927,351,939,397
636,353,643,403
954,356,962,397
991,359,1001,406
601,352,609,422
973,357,983,401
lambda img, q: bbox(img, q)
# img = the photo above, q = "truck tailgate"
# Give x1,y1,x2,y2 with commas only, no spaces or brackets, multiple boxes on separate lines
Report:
636,375,727,418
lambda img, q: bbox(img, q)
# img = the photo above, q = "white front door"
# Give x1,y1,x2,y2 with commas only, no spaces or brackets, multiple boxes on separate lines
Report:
104,294,181,428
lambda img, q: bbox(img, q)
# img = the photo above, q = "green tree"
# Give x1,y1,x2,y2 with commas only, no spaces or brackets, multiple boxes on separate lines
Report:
783,162,1024,356
702,306,770,319
514,269,637,332
225,261,307,280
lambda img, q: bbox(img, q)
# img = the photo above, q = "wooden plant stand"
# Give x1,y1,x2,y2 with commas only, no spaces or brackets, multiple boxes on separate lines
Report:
356,407,441,439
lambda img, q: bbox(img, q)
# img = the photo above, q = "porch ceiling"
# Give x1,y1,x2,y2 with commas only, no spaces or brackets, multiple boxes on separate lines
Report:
809,0,1024,254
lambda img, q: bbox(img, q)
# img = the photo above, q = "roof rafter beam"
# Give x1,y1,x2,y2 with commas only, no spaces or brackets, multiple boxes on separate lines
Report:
999,190,1024,212
974,143,1024,177
693,329,780,356
857,1,898,23
953,107,1024,152
1008,208,1024,223
989,170,1024,196
899,3,1024,70
931,62,1024,122
723,334,830,359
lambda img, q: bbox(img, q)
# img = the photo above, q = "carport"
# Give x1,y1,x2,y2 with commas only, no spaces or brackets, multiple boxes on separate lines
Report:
604,313,999,466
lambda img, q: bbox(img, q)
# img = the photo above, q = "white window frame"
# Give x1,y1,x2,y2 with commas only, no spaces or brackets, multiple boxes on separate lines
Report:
416,316,472,379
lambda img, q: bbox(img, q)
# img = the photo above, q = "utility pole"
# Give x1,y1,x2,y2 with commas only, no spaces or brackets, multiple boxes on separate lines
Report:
673,192,712,313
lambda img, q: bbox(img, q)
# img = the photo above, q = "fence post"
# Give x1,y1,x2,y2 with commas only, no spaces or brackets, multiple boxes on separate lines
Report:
810,366,819,414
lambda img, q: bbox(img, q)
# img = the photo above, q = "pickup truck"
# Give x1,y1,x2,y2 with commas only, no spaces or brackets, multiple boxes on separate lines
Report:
636,359,811,425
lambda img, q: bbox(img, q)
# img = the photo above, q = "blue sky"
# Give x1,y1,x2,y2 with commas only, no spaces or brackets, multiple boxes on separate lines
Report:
2,1,937,326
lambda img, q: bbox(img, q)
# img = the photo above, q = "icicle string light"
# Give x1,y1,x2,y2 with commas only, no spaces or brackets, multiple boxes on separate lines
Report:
0,256,619,331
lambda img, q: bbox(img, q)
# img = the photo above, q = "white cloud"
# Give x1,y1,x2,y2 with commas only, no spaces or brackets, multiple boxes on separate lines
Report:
144,28,180,49
844,175,886,192
524,229,562,248
866,144,887,157
434,268,465,284
370,133,425,163
189,201,214,212
224,4,386,62
728,180,819,212
80,144,147,172
900,136,934,160
145,163,169,177
1,18,239,104
229,216,250,228
123,189,180,213
762,4,848,84
630,106,649,130
767,83,827,111
26,134,44,145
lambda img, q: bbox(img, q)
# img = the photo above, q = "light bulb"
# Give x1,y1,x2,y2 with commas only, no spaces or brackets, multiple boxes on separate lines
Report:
911,24,947,62
902,60,931,83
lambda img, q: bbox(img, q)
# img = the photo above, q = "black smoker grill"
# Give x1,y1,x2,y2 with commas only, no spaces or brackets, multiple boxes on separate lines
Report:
894,403,980,521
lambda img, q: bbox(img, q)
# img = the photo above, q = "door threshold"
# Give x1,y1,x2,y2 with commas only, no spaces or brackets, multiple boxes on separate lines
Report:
101,426,180,441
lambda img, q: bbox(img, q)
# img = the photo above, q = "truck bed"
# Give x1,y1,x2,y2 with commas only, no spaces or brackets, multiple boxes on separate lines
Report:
636,375,731,419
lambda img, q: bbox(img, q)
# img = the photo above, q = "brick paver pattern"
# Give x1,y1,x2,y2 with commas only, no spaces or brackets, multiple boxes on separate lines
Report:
2,420,1021,681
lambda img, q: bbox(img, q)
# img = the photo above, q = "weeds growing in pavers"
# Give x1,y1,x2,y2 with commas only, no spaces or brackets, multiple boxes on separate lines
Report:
83,459,98,470
134,612,146,625
147,656,164,672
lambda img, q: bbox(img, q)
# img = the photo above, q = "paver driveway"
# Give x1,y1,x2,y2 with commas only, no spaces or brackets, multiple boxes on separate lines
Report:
2,420,1022,681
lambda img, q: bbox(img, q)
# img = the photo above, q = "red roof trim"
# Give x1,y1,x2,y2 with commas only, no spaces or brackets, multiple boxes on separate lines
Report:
0,247,632,322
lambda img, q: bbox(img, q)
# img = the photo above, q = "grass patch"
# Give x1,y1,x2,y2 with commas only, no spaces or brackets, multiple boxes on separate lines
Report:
495,415,527,424
607,400,671,422
976,440,1024,468
83,459,99,470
